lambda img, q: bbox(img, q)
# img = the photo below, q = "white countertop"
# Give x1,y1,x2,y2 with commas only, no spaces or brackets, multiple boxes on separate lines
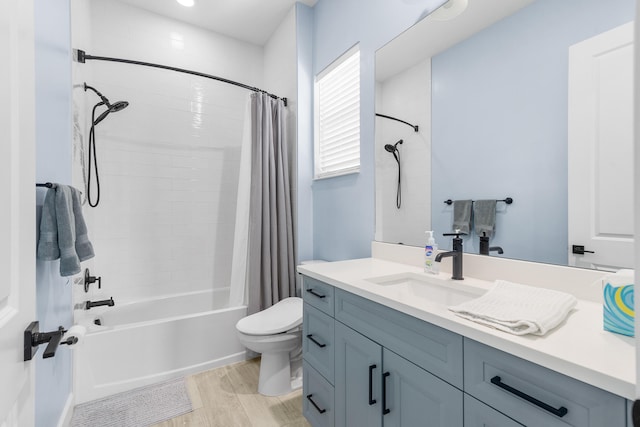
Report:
298,257,636,400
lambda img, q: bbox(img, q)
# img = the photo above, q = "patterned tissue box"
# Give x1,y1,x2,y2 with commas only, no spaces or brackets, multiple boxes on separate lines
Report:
603,280,634,337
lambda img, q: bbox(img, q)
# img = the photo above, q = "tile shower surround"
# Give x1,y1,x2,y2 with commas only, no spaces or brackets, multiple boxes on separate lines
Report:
80,0,264,303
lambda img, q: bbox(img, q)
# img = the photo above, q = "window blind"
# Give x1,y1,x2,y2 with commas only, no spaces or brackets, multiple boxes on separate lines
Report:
314,47,360,179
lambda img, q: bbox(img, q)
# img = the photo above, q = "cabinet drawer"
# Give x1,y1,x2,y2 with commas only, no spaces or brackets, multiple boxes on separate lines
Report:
303,360,335,427
464,339,626,427
303,303,335,384
464,395,523,427
303,276,335,316
334,288,463,389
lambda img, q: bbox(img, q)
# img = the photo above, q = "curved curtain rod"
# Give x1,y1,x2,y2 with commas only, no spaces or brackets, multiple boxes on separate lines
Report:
375,113,419,132
74,49,287,107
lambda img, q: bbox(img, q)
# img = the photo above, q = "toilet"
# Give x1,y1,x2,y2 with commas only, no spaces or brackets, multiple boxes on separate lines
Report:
236,260,325,396
236,297,304,396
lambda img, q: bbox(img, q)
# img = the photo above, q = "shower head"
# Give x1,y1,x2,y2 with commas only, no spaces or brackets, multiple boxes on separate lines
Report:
85,82,130,126
110,101,129,112
92,101,129,126
384,139,403,153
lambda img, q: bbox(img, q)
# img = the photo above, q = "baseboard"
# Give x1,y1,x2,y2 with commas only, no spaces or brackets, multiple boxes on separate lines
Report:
56,393,74,427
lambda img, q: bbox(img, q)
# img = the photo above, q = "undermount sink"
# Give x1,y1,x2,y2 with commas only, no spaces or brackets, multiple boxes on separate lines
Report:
364,272,486,306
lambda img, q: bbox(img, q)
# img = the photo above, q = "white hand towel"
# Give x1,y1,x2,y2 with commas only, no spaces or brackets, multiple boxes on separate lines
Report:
448,280,577,336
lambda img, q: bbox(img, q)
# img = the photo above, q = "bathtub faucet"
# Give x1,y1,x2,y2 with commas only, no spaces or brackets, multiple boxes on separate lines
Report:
85,297,115,310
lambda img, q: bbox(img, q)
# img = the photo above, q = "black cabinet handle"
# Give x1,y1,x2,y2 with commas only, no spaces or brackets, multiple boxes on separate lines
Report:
382,371,391,415
306,288,326,299
306,334,327,348
306,394,326,414
490,376,568,418
368,364,377,405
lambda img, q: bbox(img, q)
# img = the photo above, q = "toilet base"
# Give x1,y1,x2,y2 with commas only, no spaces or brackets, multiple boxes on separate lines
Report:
257,352,303,396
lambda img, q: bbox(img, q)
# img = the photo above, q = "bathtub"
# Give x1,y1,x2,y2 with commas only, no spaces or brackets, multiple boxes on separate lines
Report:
73,289,247,403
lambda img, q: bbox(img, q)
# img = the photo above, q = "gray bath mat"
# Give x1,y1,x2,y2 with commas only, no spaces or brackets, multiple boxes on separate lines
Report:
71,377,193,427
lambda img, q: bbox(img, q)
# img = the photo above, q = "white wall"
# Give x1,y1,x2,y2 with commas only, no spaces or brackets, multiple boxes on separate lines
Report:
375,58,431,246
74,0,264,303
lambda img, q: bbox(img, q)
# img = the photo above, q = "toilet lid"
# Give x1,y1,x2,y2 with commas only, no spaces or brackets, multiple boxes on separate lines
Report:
236,297,303,335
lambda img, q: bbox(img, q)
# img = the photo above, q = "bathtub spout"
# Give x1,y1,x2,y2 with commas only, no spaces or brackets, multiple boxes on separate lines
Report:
85,297,115,310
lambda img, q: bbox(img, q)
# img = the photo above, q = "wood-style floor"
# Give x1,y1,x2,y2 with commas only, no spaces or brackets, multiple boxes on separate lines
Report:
152,358,311,427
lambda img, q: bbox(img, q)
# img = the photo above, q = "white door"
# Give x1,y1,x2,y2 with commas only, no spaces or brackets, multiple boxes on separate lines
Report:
568,22,634,271
0,0,37,425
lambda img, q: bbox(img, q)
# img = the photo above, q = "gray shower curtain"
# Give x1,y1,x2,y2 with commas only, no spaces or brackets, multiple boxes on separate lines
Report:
246,92,296,315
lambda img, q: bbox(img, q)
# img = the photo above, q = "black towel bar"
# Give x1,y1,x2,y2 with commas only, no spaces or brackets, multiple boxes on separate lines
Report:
36,182,56,188
444,197,513,205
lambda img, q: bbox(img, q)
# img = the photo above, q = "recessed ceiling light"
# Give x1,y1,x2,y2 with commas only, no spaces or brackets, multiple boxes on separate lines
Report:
176,0,194,7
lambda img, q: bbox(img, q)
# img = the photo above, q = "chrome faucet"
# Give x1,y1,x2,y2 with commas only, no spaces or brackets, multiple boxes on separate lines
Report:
435,232,466,280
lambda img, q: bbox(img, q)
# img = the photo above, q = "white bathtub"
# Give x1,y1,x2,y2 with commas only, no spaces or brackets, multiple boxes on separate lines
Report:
73,289,247,403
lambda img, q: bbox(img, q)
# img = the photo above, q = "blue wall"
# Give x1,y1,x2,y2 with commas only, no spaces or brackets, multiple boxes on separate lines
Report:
296,3,315,263
431,0,635,265
311,0,446,260
34,0,74,425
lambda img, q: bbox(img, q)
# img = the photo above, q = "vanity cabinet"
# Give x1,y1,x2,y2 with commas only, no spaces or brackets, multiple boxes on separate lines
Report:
301,275,628,427
334,321,463,427
464,339,627,427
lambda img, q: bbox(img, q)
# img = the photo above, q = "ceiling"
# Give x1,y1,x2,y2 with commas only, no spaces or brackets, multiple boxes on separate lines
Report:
117,0,318,46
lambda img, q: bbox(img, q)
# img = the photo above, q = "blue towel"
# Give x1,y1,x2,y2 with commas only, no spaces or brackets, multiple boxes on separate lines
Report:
452,200,472,234
37,184,94,277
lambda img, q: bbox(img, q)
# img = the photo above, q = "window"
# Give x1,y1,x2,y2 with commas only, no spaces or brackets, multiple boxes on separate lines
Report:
314,45,360,179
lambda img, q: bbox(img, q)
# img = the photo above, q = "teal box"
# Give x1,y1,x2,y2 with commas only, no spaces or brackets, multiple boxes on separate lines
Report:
603,282,634,337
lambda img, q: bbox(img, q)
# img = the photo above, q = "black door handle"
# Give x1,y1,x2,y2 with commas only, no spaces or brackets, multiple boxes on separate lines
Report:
306,334,326,348
382,371,391,415
572,245,595,255
490,376,568,418
306,288,326,299
368,364,377,405
306,394,326,414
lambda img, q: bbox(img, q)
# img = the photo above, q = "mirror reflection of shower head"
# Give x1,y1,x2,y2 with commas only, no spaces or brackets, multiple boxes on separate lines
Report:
384,139,403,153
384,139,404,209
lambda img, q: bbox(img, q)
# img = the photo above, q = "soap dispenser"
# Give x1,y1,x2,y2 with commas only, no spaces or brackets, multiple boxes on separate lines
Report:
424,231,438,274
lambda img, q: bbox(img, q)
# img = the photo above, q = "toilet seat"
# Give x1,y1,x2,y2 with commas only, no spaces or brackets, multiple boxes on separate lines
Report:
236,297,303,336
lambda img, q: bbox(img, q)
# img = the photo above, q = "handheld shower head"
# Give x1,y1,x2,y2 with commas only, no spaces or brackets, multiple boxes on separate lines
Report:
84,82,130,125
92,101,129,126
384,139,403,153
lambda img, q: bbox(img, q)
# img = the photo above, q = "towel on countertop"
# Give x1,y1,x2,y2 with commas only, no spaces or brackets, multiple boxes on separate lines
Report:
452,199,472,234
37,184,94,277
474,199,497,238
448,280,577,336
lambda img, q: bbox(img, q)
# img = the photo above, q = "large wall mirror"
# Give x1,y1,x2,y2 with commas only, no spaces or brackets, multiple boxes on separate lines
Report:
374,0,635,270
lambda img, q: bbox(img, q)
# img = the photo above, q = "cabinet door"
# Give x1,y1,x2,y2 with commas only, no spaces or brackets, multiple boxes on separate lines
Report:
382,348,463,427
335,322,382,427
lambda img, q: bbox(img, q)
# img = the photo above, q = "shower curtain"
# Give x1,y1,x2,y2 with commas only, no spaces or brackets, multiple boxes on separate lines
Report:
229,92,296,314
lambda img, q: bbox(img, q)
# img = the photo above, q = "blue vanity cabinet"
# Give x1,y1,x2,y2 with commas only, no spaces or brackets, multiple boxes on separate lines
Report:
382,347,463,426
334,316,463,427
303,360,335,427
464,339,627,427
302,276,337,427
334,321,382,427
